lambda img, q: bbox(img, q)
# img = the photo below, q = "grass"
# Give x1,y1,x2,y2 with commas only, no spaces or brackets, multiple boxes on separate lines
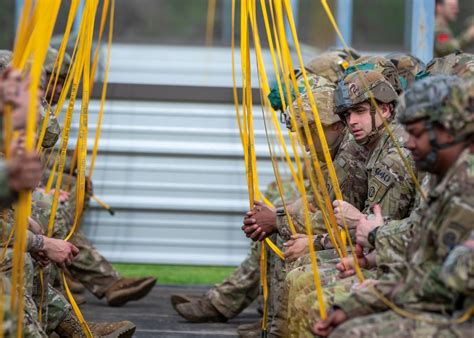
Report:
113,263,236,285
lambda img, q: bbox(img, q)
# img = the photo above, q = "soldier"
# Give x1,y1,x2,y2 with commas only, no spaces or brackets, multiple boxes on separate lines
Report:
313,75,474,337
283,66,419,337
434,0,474,57
35,47,157,307
241,74,371,337
171,51,355,329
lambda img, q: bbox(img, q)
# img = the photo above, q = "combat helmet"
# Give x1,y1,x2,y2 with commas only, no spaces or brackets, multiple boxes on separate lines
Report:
386,52,425,89
267,51,350,113
284,74,339,132
334,70,398,145
343,55,403,94
304,51,351,84
417,52,474,80
44,47,72,78
397,75,474,168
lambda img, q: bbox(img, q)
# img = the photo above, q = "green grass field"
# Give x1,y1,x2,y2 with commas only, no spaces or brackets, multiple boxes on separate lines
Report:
113,263,236,285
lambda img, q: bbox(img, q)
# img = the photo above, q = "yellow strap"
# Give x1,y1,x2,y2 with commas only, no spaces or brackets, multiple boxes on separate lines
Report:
368,284,473,324
89,0,115,178
205,0,217,47
62,272,92,337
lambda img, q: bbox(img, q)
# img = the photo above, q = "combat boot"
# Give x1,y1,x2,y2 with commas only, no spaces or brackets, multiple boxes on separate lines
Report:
237,321,262,338
105,276,157,307
55,311,136,337
170,293,201,309
65,274,86,294
174,298,227,323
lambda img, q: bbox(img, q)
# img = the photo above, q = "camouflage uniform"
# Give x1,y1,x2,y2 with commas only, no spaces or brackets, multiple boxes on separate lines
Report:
434,18,474,57
207,178,299,319
0,160,16,209
284,70,418,337
440,230,474,295
330,75,474,337
266,75,370,336
37,176,121,299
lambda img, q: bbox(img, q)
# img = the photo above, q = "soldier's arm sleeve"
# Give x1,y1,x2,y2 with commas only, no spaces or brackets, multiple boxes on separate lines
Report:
0,160,18,208
440,242,474,295
0,209,43,252
434,28,461,57
405,195,474,303
334,278,397,318
365,150,416,221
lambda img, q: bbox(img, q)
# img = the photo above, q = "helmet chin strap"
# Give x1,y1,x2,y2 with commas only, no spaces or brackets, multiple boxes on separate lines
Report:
417,120,470,170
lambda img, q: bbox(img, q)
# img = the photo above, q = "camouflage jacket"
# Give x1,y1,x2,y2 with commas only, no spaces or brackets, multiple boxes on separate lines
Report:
0,208,43,253
374,173,433,278
440,230,474,296
276,132,368,240
363,122,416,219
336,148,474,317
0,160,17,209
434,19,472,58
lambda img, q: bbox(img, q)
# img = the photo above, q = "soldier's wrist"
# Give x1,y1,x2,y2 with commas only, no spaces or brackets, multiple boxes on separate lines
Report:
29,234,45,252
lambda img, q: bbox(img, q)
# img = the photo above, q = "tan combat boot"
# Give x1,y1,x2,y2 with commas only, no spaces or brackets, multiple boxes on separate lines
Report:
55,311,136,337
105,276,157,307
174,298,227,323
170,293,201,309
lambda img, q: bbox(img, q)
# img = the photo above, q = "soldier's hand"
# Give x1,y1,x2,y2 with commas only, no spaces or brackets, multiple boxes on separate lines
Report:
252,201,277,235
241,223,267,241
283,234,309,262
336,244,369,278
312,309,348,337
32,251,50,267
333,200,363,229
42,237,79,268
356,204,383,248
7,151,42,192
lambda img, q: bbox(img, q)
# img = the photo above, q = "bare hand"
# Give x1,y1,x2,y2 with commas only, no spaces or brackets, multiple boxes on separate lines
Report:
335,244,369,278
7,151,42,192
42,237,79,268
356,204,383,248
333,200,363,229
31,251,50,267
241,201,276,241
312,309,348,337
283,234,310,262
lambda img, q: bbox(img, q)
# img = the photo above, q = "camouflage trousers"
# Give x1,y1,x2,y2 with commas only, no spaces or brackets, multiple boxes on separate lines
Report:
39,193,120,298
0,249,69,337
67,229,120,298
332,310,474,338
1,273,15,337
284,253,375,338
207,241,260,319
206,178,300,320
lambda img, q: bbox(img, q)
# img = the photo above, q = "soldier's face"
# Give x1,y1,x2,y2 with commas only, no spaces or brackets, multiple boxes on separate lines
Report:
45,74,65,105
405,120,432,169
345,102,390,143
298,122,343,159
438,0,459,22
